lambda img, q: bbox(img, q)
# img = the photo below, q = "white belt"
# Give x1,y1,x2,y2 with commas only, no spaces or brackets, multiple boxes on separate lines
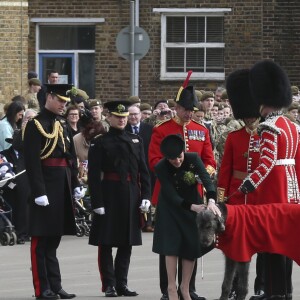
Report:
275,159,295,166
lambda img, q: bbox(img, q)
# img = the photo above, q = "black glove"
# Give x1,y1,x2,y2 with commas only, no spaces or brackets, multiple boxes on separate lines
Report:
239,179,255,194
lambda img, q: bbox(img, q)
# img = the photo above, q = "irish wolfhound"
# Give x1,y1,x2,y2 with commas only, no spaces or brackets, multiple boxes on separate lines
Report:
197,203,250,300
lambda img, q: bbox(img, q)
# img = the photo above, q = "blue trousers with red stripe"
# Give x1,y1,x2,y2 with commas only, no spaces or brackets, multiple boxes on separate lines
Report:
31,236,62,297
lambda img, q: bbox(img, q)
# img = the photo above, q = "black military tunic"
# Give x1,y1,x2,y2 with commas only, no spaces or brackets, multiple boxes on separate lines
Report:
24,108,78,236
23,107,79,297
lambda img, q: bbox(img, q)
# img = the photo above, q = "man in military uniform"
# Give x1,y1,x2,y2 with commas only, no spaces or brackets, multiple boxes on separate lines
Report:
24,84,83,300
217,69,265,300
240,60,300,300
88,100,151,297
149,74,216,300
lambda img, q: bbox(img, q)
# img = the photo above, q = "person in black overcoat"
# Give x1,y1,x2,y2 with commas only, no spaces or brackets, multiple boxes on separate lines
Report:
152,135,220,300
125,104,155,231
24,84,83,300
88,100,151,297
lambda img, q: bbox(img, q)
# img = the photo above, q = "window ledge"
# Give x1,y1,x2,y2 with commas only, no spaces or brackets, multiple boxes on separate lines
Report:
160,73,225,81
31,18,105,24
153,8,231,14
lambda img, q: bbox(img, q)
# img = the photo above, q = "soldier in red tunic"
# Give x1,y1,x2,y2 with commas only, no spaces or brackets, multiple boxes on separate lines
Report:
217,69,265,300
240,60,300,300
149,72,217,300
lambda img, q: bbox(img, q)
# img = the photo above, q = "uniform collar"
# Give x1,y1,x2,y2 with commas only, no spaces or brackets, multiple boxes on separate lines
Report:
173,116,191,126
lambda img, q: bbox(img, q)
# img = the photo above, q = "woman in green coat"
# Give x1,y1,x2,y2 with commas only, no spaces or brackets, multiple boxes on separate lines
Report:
152,134,220,300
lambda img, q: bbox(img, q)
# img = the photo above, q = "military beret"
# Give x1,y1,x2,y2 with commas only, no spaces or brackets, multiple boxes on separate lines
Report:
168,99,176,108
67,87,89,101
291,85,299,95
287,102,299,111
220,90,228,100
88,99,102,108
200,91,215,102
154,99,168,109
28,78,41,86
195,90,202,101
160,134,185,159
28,71,38,80
128,95,141,104
140,103,152,111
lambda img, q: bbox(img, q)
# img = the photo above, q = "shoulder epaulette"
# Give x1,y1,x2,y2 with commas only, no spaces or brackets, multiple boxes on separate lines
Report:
191,119,207,129
154,118,171,127
258,118,281,135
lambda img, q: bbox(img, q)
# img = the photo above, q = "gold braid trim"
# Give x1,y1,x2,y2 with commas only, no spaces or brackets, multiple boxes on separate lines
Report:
34,119,66,160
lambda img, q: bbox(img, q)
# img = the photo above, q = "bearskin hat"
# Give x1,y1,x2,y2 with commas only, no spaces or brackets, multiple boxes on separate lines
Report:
249,60,292,109
226,69,260,119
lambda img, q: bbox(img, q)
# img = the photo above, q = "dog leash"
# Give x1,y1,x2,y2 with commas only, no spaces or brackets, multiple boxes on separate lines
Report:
224,189,240,201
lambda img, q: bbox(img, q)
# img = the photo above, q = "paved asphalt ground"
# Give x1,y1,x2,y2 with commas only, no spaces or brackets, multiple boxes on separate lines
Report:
1,233,299,300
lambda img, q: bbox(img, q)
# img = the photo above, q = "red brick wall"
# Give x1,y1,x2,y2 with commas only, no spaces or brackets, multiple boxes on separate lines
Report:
0,0,298,108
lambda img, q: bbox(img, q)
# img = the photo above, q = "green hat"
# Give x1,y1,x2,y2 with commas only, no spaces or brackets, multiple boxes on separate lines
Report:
168,99,176,108
200,91,215,102
220,90,228,100
45,84,72,102
287,102,299,111
291,86,299,96
128,95,141,104
88,99,102,108
67,87,89,102
195,90,202,101
160,134,185,159
140,103,152,111
104,100,130,117
28,78,41,86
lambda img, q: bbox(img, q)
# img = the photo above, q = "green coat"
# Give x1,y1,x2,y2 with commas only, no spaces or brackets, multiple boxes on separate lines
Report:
152,153,216,260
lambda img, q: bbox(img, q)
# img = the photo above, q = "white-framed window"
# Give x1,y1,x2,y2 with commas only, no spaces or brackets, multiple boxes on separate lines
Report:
31,18,104,98
153,8,231,81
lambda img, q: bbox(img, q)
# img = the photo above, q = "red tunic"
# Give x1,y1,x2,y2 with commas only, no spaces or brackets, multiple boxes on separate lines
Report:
217,203,300,265
149,117,216,205
246,114,300,204
217,127,260,205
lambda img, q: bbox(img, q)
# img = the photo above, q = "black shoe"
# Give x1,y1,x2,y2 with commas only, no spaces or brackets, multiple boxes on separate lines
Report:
249,290,266,300
56,289,76,299
189,291,207,300
36,289,58,299
160,292,169,300
116,285,138,296
105,286,118,297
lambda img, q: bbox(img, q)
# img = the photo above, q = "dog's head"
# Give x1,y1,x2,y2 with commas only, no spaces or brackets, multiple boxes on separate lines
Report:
196,205,226,247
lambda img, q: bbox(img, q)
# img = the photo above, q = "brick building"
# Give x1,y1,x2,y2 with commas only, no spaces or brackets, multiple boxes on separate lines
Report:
1,0,300,110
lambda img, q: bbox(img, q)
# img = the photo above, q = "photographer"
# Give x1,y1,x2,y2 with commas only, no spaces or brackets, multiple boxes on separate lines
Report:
144,100,175,126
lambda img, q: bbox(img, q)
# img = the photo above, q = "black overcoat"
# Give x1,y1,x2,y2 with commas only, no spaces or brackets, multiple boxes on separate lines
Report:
23,108,78,236
88,127,151,246
152,153,216,260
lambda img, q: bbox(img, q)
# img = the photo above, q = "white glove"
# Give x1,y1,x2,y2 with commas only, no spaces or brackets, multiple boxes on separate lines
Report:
73,186,86,200
35,195,49,206
93,207,105,215
140,199,151,213
207,199,222,217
